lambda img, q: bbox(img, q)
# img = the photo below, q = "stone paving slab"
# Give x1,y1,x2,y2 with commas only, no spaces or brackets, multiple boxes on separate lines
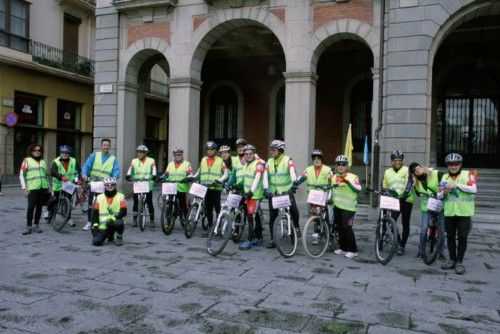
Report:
0,186,499,333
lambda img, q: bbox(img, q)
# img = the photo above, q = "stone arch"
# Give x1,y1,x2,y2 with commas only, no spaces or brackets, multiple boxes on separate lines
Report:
202,80,244,146
189,7,288,80
268,80,285,142
311,19,378,73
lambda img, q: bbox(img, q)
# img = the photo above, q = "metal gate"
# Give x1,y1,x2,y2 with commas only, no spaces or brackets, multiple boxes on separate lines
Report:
438,96,499,167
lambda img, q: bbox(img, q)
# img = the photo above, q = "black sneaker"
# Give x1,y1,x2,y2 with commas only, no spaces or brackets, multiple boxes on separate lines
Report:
397,246,405,256
438,254,447,262
295,228,302,238
455,263,465,275
441,261,456,270
415,253,423,260
22,227,32,235
32,224,42,233
266,241,276,249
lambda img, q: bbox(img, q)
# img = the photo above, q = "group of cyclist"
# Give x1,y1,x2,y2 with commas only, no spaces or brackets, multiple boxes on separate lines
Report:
19,136,477,274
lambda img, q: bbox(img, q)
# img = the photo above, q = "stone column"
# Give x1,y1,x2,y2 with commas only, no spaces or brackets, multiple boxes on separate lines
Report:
168,78,202,169
116,82,139,179
283,71,318,199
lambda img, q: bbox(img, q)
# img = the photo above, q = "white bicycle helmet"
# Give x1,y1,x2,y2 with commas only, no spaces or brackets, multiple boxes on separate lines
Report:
243,144,256,152
172,147,184,154
219,145,231,152
335,155,349,164
311,149,323,159
136,145,149,153
103,176,117,185
270,140,285,150
445,153,463,164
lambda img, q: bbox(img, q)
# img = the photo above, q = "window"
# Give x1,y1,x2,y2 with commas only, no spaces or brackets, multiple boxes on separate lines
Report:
57,99,82,161
0,0,29,52
14,92,43,126
209,86,238,147
275,86,285,140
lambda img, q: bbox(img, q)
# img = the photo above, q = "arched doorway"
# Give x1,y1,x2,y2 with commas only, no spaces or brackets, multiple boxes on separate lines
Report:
432,14,500,168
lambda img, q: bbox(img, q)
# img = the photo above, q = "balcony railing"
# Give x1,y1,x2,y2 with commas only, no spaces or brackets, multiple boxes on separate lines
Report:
29,40,95,78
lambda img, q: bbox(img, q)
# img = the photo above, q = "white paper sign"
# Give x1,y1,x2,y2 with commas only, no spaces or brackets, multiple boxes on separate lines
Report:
379,195,400,212
189,183,208,198
427,198,443,212
90,181,104,194
226,194,242,208
272,195,291,209
62,182,77,195
133,181,150,194
162,182,177,195
307,190,328,206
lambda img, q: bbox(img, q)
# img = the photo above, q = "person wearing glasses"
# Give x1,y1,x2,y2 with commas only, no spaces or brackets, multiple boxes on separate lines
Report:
81,138,120,231
91,177,127,246
331,155,361,259
49,145,81,227
439,153,477,275
125,145,157,228
192,141,228,232
19,144,49,235
160,147,193,223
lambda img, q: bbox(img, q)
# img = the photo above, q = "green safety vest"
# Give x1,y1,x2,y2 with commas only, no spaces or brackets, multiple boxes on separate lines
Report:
231,156,243,174
383,166,414,203
131,157,155,191
25,157,49,191
166,160,191,192
267,155,292,193
305,165,331,192
96,192,125,229
414,169,439,212
90,152,115,180
332,172,358,212
441,170,475,217
242,159,264,199
52,157,77,192
200,156,223,190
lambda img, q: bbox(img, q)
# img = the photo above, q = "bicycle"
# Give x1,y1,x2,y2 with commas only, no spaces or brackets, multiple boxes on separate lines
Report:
366,187,400,265
131,179,151,232
422,195,444,265
271,190,297,258
48,182,75,232
207,184,247,256
302,186,334,259
158,179,186,235
184,181,208,239
73,179,90,214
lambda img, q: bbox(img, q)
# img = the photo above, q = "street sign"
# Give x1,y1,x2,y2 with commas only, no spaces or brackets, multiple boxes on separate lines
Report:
4,112,18,127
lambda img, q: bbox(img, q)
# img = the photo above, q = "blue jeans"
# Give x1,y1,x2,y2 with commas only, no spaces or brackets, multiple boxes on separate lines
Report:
419,211,446,256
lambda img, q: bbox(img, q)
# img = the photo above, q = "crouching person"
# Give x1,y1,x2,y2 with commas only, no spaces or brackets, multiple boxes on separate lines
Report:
91,177,127,246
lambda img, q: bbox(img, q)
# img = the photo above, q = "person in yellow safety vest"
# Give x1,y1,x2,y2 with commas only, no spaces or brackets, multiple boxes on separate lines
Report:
49,145,81,227
219,145,234,174
81,138,120,231
408,162,446,261
294,149,333,244
233,138,247,172
19,144,50,235
91,177,127,246
331,155,361,259
160,147,193,223
125,145,157,227
438,153,477,275
192,141,228,231
237,144,266,250
382,150,415,256
262,139,301,249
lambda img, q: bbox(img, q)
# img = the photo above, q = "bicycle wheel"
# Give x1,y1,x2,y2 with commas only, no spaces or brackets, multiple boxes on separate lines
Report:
207,211,231,256
138,197,146,231
374,215,399,265
302,216,330,259
273,213,297,258
52,197,71,232
422,215,443,265
231,206,247,243
161,200,175,235
184,202,199,239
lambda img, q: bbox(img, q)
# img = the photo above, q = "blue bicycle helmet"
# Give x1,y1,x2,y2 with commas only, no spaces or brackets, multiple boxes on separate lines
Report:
59,145,71,153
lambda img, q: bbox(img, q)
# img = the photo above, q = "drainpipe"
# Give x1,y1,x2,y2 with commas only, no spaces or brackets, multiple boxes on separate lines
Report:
372,0,385,207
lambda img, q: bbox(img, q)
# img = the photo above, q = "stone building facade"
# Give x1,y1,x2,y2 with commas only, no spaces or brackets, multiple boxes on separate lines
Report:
94,0,500,184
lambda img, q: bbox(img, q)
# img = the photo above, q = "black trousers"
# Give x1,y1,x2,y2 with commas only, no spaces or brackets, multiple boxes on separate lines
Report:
87,192,96,222
445,216,471,263
333,207,358,253
26,188,48,227
391,200,413,248
204,189,221,226
247,209,263,240
92,219,125,246
133,191,155,220
177,192,188,219
268,192,300,240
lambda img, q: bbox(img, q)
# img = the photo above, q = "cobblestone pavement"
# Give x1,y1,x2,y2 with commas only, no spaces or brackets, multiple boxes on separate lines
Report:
0,186,499,334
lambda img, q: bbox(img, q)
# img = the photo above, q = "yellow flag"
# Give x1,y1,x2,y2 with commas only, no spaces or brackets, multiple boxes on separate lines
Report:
344,123,353,167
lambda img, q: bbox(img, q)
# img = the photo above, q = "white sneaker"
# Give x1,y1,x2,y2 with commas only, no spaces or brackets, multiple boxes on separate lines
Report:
345,252,358,258
43,211,49,219
334,249,345,255
67,219,76,227
82,222,91,231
